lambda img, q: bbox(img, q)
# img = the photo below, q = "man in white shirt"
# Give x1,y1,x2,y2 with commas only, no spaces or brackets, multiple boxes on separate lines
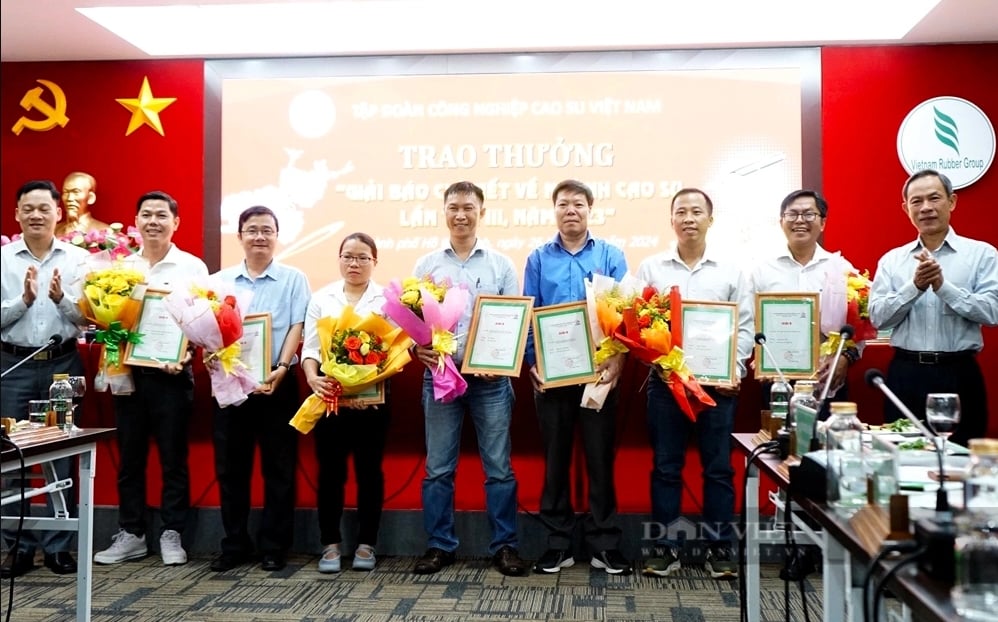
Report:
636,188,753,580
1,180,89,579
94,191,208,567
869,170,998,446
751,190,862,418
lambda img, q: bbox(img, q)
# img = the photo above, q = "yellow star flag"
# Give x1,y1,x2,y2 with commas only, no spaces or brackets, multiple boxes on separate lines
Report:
116,76,177,136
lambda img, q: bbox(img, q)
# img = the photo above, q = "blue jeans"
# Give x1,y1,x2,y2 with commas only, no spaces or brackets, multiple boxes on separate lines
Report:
421,373,518,555
646,375,736,546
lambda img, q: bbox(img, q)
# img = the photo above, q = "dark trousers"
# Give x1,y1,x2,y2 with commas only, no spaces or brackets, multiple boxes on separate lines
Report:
112,368,193,537
885,353,988,448
313,400,391,547
534,384,622,553
213,368,299,555
647,377,736,544
0,349,84,554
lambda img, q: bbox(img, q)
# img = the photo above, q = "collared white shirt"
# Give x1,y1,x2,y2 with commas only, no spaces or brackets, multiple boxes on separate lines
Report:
1,238,89,346
123,244,209,291
637,243,754,377
751,244,854,296
302,280,386,364
869,228,998,352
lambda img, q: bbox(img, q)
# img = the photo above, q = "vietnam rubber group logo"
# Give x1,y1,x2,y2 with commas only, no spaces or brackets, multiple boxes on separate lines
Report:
897,96,995,190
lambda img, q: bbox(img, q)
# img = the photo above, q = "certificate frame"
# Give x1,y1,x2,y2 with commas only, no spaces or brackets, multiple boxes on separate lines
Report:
531,301,600,389
681,300,738,387
461,295,534,377
754,292,820,380
123,288,190,367
340,382,385,408
239,312,272,384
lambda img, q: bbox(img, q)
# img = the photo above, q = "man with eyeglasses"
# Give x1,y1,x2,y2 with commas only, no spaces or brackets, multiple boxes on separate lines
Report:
208,206,310,572
870,170,997,447
409,181,529,577
751,189,863,419
1,180,89,579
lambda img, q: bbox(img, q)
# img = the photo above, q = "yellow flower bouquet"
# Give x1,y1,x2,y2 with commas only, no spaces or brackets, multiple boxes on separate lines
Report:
290,306,413,433
77,251,147,394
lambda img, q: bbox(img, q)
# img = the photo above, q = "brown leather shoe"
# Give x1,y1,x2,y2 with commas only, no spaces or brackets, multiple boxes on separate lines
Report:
0,550,35,579
492,545,528,576
413,547,455,575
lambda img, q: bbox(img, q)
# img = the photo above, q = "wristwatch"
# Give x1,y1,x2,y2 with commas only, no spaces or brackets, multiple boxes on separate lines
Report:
275,361,290,370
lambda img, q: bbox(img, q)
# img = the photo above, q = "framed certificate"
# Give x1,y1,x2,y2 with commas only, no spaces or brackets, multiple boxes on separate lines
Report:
461,295,533,377
341,382,385,408
531,301,599,389
123,288,189,367
754,293,820,380
239,313,272,384
681,300,738,387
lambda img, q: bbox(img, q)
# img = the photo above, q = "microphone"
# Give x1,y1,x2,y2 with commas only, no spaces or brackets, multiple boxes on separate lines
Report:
818,324,854,403
754,332,789,387
0,334,65,379
865,368,949,513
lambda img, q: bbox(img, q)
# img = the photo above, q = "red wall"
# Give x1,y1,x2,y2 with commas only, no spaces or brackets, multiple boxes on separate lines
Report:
2,43,997,517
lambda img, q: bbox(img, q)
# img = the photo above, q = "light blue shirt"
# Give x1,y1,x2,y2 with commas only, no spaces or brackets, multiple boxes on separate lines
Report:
638,243,755,378
1,238,89,346
215,259,311,366
413,240,519,364
869,228,998,352
522,232,628,365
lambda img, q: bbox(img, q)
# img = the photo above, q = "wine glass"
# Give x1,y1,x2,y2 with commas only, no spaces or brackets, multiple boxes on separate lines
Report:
68,376,87,429
925,393,961,455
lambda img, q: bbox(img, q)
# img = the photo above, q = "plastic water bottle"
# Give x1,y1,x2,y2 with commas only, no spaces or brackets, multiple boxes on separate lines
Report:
770,379,791,429
825,401,865,516
953,438,998,620
788,380,819,456
49,373,73,432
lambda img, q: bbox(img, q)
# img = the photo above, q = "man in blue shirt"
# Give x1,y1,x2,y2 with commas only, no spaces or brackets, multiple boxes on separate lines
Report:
523,179,632,575
209,205,311,572
410,181,528,577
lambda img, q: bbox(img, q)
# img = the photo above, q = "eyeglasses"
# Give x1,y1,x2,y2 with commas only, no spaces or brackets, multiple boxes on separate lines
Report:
782,211,821,222
241,228,277,238
339,254,373,265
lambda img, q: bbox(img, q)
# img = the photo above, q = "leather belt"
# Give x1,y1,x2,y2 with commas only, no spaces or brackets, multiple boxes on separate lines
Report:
1,339,78,361
894,348,976,365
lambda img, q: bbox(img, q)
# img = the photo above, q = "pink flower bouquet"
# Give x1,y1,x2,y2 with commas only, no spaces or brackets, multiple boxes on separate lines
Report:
164,278,258,407
62,223,142,258
381,275,470,403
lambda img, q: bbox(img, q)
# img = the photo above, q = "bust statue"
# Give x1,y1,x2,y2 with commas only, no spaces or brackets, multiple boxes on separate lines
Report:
56,171,109,238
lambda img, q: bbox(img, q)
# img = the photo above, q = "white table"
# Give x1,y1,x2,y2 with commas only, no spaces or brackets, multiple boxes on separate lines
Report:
2,426,115,622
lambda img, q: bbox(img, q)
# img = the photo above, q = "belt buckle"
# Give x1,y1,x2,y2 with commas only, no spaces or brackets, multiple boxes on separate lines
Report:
31,351,50,361
918,351,938,365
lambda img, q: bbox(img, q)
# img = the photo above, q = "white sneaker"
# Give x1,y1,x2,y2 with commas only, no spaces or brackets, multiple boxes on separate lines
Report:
94,530,147,564
159,530,188,566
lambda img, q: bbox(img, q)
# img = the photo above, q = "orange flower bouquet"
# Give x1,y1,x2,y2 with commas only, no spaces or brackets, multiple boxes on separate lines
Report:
290,306,413,433
613,285,715,421
580,274,641,410
845,269,877,341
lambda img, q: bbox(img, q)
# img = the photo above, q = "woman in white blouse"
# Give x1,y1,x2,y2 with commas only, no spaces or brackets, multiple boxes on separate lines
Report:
301,232,389,573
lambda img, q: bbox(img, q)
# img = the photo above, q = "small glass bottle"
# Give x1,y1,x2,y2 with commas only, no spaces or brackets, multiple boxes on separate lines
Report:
788,380,819,456
953,438,998,620
770,378,792,431
49,373,74,432
825,401,865,515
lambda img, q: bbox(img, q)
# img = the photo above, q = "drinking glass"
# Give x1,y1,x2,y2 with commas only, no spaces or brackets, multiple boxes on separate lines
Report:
68,376,87,428
926,393,961,455
28,399,50,428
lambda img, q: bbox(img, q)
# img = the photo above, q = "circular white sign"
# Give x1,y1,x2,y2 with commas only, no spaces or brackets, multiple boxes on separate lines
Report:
897,96,995,190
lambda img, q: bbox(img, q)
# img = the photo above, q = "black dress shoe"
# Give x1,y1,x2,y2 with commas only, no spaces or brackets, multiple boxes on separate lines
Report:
413,547,455,575
210,552,250,572
44,552,77,575
492,545,528,577
1,550,36,579
261,553,286,572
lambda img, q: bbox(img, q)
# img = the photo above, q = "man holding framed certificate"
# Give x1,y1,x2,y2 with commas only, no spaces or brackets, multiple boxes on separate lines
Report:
636,188,753,580
408,182,528,577
523,179,631,576
751,190,863,418
94,191,208,568
209,206,310,573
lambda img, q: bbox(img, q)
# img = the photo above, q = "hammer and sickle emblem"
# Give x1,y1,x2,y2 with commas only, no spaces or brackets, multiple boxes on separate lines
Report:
11,79,69,136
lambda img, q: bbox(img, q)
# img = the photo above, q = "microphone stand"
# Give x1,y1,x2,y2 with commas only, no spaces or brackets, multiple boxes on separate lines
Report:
0,338,61,379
